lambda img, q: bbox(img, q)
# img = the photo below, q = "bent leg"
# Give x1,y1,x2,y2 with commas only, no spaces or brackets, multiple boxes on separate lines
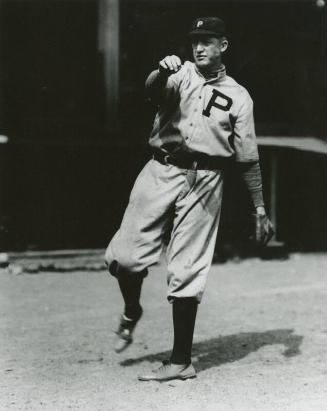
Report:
105,159,188,276
106,159,190,352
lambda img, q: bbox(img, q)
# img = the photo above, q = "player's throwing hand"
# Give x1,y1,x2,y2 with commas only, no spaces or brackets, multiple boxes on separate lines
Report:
159,55,182,76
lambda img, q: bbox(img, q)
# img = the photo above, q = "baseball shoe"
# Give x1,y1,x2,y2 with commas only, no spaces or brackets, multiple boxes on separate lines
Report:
114,306,143,353
138,360,196,382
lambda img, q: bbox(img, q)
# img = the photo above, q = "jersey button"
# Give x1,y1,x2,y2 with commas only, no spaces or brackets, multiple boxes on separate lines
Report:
199,96,202,99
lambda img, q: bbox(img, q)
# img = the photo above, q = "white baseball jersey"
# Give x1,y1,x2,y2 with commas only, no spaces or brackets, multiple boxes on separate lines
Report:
147,61,259,163
105,61,261,303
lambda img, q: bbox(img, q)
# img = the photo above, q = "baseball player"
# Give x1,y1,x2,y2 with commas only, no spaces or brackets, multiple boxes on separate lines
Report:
105,16,273,382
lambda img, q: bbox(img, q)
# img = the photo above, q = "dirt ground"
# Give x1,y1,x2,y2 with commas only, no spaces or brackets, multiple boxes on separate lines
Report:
1,253,327,411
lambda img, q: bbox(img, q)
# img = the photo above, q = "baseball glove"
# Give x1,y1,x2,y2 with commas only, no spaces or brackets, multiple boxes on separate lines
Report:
251,214,274,247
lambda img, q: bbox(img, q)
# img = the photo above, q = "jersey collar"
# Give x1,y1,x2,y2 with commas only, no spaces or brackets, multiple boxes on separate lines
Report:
194,63,226,83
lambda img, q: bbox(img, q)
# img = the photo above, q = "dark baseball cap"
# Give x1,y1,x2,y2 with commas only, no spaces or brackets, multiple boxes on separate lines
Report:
188,17,226,38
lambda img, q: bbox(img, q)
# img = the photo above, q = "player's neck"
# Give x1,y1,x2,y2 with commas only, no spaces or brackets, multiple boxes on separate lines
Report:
198,63,224,80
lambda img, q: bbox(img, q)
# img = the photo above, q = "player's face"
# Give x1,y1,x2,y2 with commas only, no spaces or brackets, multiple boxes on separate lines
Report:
192,36,228,71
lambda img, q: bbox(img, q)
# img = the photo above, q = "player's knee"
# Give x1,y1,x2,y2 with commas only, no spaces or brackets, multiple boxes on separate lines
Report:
104,246,114,270
115,253,141,273
105,248,144,277
104,247,124,276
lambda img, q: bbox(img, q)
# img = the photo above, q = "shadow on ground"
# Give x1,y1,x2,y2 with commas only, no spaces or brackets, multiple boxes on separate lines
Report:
120,329,303,372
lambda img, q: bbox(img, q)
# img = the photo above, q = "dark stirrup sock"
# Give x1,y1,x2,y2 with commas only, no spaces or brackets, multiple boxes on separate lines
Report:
117,273,144,320
170,297,198,365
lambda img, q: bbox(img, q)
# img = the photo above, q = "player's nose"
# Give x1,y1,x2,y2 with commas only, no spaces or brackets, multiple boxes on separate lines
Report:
193,41,204,51
195,43,204,51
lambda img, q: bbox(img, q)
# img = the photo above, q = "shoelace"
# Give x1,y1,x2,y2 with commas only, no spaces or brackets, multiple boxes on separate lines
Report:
155,362,171,375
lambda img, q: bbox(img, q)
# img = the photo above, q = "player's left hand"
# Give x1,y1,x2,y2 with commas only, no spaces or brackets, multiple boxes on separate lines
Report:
251,213,274,247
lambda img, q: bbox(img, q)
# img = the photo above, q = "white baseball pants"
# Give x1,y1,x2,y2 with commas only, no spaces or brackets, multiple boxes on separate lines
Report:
105,158,224,303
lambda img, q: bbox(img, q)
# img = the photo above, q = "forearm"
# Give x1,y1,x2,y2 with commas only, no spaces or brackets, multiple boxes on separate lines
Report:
238,161,266,212
145,55,182,103
145,69,169,102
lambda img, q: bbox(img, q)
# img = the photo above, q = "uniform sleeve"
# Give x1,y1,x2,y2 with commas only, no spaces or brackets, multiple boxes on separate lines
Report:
233,92,259,163
145,66,186,105
238,161,265,208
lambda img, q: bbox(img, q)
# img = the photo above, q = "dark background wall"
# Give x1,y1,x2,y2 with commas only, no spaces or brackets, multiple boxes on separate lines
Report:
0,0,326,251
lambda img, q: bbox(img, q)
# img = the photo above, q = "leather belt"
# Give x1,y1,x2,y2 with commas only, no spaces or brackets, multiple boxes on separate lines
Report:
152,149,230,170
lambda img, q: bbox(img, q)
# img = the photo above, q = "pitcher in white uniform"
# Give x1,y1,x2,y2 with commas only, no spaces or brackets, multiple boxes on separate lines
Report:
105,16,272,382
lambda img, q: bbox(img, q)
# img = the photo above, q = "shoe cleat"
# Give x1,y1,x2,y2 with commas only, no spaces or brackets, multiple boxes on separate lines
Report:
114,307,143,353
138,361,196,382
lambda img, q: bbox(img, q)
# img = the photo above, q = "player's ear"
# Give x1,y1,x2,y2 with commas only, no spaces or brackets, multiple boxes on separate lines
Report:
220,37,228,53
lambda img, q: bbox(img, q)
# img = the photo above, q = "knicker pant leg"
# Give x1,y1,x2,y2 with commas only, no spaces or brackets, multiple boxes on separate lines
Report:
105,159,188,276
105,159,185,319
166,169,224,303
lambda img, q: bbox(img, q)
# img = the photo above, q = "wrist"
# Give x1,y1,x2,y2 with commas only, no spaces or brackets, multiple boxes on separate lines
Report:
255,206,266,216
158,68,170,79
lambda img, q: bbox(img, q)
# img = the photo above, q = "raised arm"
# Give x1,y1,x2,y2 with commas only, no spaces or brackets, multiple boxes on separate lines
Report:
145,55,182,103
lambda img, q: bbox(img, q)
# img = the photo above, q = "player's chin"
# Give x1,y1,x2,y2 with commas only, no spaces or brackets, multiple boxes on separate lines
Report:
195,59,209,68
